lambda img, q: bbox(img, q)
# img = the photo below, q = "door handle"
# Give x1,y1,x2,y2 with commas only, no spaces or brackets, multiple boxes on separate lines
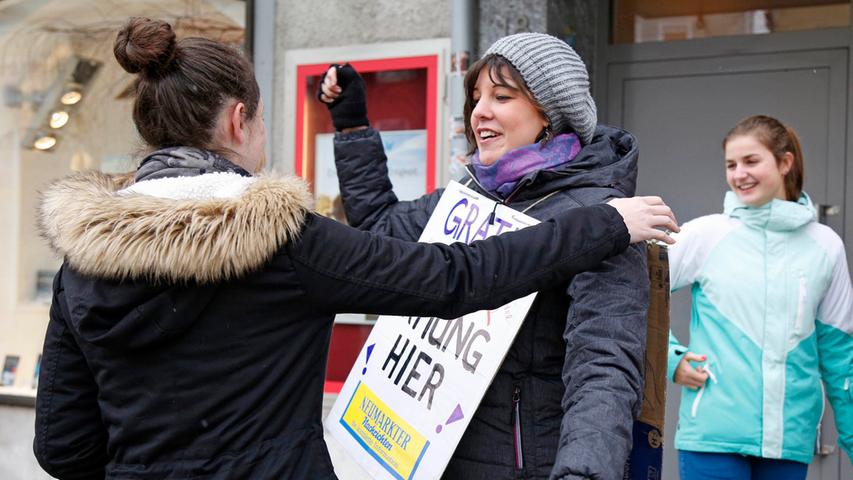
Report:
817,204,841,224
818,444,836,456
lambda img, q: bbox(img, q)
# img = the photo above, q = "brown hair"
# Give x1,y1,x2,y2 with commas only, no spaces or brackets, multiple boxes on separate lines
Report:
114,17,259,151
462,54,547,155
723,115,804,201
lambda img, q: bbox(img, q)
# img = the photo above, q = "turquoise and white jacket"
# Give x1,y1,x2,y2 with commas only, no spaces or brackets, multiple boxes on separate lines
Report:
667,192,852,464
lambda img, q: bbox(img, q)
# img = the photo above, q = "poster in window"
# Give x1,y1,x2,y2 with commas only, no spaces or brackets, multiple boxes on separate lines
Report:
314,130,427,223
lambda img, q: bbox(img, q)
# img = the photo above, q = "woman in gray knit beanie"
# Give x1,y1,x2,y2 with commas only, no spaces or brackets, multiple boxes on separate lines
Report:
321,32,652,480
470,32,597,148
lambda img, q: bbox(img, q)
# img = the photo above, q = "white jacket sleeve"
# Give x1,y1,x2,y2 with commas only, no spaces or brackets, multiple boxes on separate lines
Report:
666,214,736,381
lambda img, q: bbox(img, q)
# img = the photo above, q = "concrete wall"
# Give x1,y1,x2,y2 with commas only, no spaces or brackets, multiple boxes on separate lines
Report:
478,0,601,91
278,0,450,49
479,0,549,54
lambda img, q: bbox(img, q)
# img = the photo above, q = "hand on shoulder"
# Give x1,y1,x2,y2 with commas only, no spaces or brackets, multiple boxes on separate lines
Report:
606,196,679,244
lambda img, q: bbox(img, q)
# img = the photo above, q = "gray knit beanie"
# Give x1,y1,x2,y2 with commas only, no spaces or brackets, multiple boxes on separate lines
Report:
485,32,597,144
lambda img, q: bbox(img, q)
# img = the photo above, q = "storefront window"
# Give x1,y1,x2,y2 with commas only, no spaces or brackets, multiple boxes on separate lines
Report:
0,0,247,396
612,0,851,44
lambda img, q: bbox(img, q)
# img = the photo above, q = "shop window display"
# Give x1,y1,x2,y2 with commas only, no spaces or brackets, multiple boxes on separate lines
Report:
0,0,247,401
612,0,850,44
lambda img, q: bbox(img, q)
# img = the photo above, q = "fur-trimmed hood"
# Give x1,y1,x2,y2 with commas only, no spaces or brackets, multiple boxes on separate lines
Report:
39,170,313,284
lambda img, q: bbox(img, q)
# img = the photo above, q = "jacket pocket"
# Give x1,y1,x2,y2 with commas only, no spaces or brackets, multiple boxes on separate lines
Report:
690,363,718,418
512,385,524,470
794,274,808,337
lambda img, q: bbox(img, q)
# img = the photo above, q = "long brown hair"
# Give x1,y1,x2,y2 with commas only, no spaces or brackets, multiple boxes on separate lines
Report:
462,54,547,155
114,17,259,151
723,115,804,201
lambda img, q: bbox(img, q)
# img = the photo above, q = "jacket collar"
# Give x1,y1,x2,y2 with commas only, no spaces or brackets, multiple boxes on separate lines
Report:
723,191,816,232
39,170,312,284
467,124,639,204
135,146,251,182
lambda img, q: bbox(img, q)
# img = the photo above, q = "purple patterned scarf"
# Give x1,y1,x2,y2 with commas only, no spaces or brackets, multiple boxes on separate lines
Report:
471,133,582,198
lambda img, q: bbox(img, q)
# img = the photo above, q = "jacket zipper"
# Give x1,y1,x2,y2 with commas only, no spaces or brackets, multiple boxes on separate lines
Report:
464,166,561,216
464,165,532,205
512,386,524,470
815,381,827,453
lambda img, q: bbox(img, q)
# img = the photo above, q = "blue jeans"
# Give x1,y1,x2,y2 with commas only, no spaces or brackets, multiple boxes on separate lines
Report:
678,450,808,480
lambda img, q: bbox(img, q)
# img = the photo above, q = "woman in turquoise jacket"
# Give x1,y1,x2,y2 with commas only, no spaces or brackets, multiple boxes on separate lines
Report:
667,115,852,479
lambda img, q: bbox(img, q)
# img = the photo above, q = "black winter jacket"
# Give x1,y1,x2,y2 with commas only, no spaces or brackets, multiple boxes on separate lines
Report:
334,126,649,480
33,165,630,479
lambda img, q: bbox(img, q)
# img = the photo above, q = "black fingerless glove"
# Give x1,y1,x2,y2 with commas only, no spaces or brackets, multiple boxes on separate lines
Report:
318,63,369,131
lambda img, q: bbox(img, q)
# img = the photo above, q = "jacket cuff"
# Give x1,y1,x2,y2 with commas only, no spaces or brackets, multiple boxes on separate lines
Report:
599,203,631,255
667,342,688,382
334,126,377,142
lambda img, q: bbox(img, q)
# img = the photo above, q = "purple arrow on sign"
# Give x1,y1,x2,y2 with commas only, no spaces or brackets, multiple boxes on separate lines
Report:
446,404,464,424
436,404,464,433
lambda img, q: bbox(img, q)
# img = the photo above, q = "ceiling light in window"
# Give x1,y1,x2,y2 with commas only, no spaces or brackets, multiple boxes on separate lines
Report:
60,90,82,105
49,111,69,129
33,134,57,151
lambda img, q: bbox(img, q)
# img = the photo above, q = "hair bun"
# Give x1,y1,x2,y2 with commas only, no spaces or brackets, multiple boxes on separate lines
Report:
114,17,177,76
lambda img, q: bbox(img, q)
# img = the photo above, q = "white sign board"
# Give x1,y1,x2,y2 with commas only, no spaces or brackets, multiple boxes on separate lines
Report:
326,181,539,480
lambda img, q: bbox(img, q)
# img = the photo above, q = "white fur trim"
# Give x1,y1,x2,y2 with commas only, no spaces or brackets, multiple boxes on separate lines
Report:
119,172,256,200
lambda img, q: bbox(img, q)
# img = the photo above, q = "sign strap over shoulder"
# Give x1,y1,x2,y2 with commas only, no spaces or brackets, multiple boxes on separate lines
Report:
463,169,561,215
521,190,562,214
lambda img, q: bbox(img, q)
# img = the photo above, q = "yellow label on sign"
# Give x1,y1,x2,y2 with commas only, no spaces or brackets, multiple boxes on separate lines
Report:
340,382,430,480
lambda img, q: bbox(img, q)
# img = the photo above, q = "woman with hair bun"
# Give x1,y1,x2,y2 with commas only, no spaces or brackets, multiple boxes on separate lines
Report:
667,115,852,479
32,18,677,479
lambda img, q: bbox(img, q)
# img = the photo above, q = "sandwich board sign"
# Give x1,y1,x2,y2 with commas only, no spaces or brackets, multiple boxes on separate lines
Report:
325,180,538,480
